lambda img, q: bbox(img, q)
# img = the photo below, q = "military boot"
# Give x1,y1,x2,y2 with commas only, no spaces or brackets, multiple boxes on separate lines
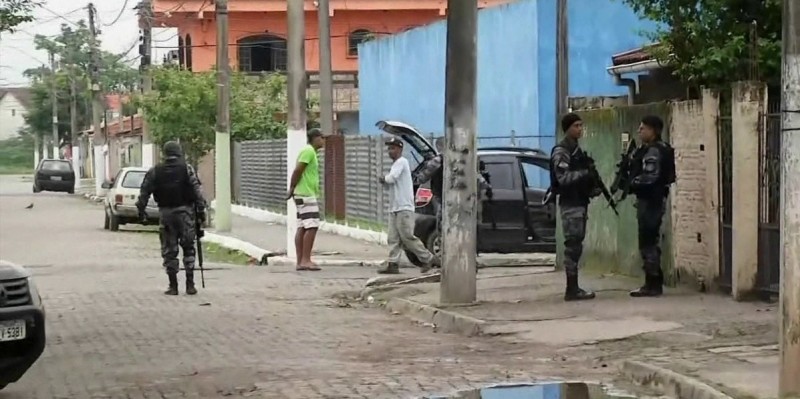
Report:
377,262,400,274
185,272,197,295
164,273,178,296
564,275,596,301
630,274,663,297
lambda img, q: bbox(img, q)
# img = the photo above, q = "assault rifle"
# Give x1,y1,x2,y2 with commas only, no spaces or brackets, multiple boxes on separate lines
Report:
195,203,206,288
584,153,619,216
610,139,639,202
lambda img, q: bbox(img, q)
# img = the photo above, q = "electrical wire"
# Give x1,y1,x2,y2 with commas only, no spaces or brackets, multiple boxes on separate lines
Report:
102,0,131,27
41,5,81,27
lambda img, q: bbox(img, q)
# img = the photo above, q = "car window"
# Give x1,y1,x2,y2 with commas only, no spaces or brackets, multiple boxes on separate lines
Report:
121,171,147,189
40,161,71,172
484,162,515,190
521,160,549,190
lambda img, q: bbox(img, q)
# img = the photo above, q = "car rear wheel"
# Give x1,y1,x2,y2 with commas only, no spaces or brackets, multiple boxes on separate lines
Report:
104,209,110,230
67,187,74,194
32,184,40,193
0,383,6,390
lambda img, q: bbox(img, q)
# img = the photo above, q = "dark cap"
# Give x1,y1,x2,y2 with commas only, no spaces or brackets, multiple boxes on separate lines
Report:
162,141,183,158
307,128,324,142
561,113,582,132
385,137,404,148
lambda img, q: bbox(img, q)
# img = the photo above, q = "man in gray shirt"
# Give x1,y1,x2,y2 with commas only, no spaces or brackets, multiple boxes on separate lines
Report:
377,137,437,274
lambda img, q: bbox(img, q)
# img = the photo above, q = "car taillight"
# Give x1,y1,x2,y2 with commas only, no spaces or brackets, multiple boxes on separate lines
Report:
115,194,123,205
415,188,433,207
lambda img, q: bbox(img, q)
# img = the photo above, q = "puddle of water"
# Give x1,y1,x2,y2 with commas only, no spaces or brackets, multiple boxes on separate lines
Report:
424,381,637,399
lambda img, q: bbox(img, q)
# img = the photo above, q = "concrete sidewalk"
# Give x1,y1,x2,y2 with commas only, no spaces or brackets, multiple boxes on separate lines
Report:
211,213,388,263
374,268,779,399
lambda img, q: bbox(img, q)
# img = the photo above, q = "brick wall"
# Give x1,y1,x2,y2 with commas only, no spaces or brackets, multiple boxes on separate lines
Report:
669,100,711,284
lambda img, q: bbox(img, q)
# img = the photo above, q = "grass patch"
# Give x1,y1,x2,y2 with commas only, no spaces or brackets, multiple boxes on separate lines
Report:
202,242,252,265
0,137,34,175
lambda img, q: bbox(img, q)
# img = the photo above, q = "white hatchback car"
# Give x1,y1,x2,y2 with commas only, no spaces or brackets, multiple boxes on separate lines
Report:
102,167,159,231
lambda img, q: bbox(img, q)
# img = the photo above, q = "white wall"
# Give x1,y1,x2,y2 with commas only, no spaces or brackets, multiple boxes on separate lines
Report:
0,93,27,141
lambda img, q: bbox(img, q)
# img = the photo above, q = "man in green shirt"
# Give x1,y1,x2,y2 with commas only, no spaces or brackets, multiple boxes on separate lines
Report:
287,129,325,270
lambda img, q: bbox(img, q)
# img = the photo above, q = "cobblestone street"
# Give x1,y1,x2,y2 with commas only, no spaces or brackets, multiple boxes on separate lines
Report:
0,176,601,399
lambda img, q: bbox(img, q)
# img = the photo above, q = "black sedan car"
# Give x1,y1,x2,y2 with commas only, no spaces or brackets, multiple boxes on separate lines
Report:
33,159,75,194
0,260,46,390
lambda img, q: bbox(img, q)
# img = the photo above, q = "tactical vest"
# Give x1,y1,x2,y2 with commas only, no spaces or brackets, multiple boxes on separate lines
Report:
152,162,195,208
632,140,676,200
549,142,592,206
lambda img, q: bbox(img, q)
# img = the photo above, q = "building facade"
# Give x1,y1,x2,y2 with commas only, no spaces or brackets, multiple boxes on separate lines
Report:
357,0,655,150
0,88,31,141
152,0,511,73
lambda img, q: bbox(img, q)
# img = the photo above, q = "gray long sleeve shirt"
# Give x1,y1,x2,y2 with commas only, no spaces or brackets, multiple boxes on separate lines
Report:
384,157,415,213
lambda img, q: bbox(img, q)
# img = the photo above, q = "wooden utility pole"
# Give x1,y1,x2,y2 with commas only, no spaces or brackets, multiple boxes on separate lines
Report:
139,0,155,168
556,0,569,117
317,0,334,135
780,0,800,396
49,51,59,159
88,3,105,196
286,0,307,259
440,0,478,304
70,72,80,187
214,0,232,231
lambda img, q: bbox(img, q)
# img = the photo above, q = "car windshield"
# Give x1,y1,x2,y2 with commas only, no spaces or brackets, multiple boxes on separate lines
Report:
121,171,147,188
40,161,71,172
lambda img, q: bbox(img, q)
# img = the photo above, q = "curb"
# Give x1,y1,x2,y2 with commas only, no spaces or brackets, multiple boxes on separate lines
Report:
82,193,104,203
621,360,733,399
204,231,384,267
385,297,486,337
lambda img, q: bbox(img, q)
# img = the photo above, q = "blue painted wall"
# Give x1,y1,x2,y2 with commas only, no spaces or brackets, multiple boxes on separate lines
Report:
358,0,655,153
358,0,541,149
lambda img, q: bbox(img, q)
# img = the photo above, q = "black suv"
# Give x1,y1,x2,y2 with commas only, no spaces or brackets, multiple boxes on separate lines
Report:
376,121,557,266
0,260,46,390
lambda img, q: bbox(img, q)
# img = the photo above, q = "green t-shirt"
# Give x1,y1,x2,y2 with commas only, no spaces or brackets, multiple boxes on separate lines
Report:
293,144,320,198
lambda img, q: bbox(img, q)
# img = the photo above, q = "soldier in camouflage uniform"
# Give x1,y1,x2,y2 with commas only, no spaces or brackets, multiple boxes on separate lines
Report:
136,141,207,296
628,115,675,297
413,137,492,230
549,113,601,301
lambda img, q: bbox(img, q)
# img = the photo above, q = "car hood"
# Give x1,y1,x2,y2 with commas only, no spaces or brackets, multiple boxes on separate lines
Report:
0,260,31,280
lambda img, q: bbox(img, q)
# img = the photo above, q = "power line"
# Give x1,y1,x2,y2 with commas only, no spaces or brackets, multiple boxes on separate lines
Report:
41,5,81,27
102,0,131,27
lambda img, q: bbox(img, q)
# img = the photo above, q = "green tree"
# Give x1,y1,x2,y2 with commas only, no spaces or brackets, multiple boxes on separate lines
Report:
21,22,138,147
621,0,781,87
138,68,308,164
0,0,39,33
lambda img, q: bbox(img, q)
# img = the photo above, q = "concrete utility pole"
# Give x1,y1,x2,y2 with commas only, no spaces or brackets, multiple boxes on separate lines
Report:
88,3,106,196
780,0,800,396
286,0,307,259
555,0,569,118
70,73,80,187
214,0,232,231
139,0,155,168
49,51,59,160
317,0,334,136
440,0,478,305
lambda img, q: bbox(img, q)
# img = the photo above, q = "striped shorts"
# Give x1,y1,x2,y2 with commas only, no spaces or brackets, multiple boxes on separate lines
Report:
294,197,321,229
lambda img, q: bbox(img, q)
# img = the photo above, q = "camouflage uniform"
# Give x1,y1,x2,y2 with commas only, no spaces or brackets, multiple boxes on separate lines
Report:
413,154,492,230
629,139,672,297
137,142,207,295
549,136,598,301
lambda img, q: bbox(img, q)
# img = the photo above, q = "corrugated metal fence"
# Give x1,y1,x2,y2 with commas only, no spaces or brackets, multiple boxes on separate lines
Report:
233,134,532,228
235,135,393,227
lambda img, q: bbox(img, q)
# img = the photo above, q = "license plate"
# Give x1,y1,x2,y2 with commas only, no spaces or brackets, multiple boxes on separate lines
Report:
0,320,26,342
50,176,62,181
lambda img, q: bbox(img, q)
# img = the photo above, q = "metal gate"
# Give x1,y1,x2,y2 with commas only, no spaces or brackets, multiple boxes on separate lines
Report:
718,111,733,289
757,100,781,294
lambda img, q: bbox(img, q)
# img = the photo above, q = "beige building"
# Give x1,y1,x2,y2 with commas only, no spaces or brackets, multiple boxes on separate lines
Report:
0,87,31,141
